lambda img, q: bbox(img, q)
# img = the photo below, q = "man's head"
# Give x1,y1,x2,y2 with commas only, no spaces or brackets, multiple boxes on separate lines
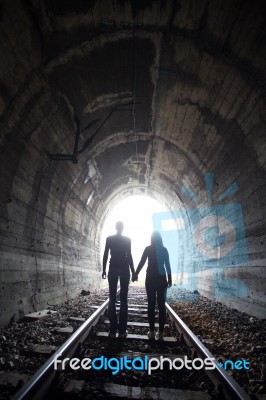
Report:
115,221,124,235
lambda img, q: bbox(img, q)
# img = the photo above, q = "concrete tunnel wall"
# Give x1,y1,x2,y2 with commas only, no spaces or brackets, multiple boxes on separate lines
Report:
0,0,266,326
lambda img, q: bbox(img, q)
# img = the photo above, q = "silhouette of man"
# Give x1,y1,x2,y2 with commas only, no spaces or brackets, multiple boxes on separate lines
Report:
102,221,135,338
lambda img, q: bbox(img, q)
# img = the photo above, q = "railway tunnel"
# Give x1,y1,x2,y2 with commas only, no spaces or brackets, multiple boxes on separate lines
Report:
0,0,266,330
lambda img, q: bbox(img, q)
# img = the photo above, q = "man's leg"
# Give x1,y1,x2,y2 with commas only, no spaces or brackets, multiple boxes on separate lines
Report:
108,273,119,334
145,278,157,331
118,274,130,334
157,279,167,332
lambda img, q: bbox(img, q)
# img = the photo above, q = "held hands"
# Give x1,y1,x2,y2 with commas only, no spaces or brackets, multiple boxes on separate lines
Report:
131,272,138,282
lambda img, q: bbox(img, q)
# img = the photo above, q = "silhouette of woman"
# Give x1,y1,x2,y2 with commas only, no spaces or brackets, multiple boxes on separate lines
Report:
133,231,172,340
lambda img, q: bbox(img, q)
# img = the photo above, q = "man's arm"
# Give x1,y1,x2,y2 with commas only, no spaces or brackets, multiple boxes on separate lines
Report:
102,238,109,279
127,239,135,275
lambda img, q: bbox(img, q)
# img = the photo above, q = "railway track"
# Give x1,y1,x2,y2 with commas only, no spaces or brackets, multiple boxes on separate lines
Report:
14,286,251,400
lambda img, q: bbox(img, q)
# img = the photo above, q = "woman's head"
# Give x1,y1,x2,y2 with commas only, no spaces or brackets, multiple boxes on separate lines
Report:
151,231,163,247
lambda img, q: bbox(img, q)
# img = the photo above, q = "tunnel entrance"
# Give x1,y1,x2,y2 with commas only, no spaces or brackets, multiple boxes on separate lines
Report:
100,195,167,284
0,0,265,327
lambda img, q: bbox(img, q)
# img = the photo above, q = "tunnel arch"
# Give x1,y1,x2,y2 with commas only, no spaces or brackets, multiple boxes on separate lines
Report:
0,0,266,326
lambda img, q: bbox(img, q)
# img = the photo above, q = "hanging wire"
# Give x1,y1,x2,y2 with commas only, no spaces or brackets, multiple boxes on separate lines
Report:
132,31,139,182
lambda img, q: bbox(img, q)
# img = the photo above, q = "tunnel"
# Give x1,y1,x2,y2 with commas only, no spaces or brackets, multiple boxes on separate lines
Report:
0,0,265,328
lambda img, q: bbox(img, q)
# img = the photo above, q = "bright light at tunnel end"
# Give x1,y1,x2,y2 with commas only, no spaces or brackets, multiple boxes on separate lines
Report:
101,195,167,283
100,173,248,303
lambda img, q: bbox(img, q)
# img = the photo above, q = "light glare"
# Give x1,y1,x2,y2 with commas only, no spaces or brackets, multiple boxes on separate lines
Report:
101,195,167,280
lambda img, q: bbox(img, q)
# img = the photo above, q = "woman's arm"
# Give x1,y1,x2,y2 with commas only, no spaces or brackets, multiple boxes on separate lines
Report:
165,248,172,287
132,247,148,281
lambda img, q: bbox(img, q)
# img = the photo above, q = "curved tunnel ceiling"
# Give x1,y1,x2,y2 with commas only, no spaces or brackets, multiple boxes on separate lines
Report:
0,0,266,324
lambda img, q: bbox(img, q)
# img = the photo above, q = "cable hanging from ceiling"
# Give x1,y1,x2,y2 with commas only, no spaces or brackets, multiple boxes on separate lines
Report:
132,29,140,183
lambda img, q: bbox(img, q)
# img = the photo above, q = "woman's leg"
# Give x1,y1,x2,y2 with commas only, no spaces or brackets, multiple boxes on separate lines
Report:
145,278,156,331
157,279,167,332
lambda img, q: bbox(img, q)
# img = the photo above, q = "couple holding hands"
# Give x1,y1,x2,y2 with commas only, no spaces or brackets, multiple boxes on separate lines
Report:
102,221,172,340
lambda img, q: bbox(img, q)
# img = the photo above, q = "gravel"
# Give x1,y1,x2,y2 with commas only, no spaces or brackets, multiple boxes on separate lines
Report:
0,285,264,398
0,288,108,399
168,286,266,396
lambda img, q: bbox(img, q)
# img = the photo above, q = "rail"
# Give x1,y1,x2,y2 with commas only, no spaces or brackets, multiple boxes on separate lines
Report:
14,297,110,400
14,292,251,400
166,302,251,400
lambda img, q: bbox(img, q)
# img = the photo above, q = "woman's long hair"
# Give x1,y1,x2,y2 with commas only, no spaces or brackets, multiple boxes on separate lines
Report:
151,231,163,247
